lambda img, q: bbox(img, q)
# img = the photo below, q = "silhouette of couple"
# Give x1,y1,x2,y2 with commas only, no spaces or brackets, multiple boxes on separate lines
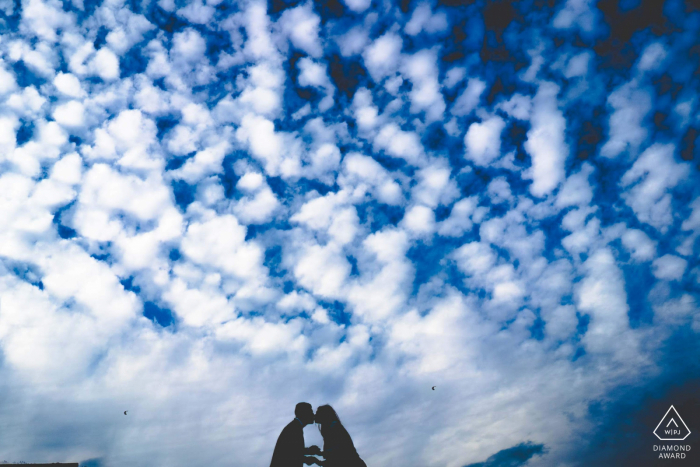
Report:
270,403,367,467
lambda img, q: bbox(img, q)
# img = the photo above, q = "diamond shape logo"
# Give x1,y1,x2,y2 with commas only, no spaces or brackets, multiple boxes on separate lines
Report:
654,405,691,441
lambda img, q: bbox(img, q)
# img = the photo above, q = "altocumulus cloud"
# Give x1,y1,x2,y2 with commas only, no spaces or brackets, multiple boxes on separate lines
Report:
0,0,698,466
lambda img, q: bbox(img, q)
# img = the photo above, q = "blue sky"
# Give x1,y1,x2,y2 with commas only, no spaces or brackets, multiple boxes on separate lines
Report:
0,0,698,465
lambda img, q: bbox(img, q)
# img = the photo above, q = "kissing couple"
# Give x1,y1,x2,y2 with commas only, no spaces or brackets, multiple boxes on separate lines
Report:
270,402,367,467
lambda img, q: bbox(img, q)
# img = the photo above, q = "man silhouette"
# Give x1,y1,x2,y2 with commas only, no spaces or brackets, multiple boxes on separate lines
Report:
270,402,322,466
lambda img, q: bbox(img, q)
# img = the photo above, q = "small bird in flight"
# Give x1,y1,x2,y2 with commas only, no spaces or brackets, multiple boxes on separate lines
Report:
124,411,128,415
432,386,436,390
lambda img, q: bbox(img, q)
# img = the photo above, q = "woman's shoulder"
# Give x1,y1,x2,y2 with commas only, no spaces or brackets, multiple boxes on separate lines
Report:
331,422,352,435
325,422,351,443
327,421,344,433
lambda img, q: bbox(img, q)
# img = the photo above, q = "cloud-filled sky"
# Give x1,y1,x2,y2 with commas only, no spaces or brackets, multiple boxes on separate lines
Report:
0,0,698,465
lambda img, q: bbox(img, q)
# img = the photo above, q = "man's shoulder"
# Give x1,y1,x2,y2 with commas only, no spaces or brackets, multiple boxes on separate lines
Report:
281,419,302,433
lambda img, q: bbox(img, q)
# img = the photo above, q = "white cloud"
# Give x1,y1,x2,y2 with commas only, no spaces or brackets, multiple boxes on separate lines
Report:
236,114,301,178
171,141,231,184
277,290,316,313
552,0,598,32
650,288,697,326
217,317,307,355
637,42,667,72
401,205,435,236
451,78,486,117
77,163,171,223
652,255,688,281
479,209,545,263
50,152,83,185
0,63,18,95
412,161,458,208
561,206,595,232
8,119,67,176
307,143,341,183
464,116,505,166
453,241,496,277
235,63,285,118
336,26,369,57
297,58,329,88
487,177,512,204
405,3,448,36
437,197,478,237
20,0,75,42
387,294,482,379
338,152,403,205
401,49,445,122
682,198,700,232
562,215,600,255
384,74,403,95
543,304,577,341
8,40,57,77
6,86,47,120
237,171,264,192
620,143,689,233
278,4,323,57
177,0,215,24
82,109,159,170
374,123,424,164
621,229,656,262
172,28,207,62
52,100,85,128
90,48,120,81
0,115,19,155
134,78,170,115
0,0,13,15
164,277,233,328
523,82,568,197
576,248,640,360
496,93,532,120
294,242,351,298
241,1,278,60
346,227,413,321
53,72,85,97
234,178,280,225
104,13,155,56
342,0,372,13
182,215,265,281
555,163,594,208
297,58,335,111
362,32,402,82
291,191,359,245
600,80,651,158
564,51,591,78
443,67,466,89
351,87,381,133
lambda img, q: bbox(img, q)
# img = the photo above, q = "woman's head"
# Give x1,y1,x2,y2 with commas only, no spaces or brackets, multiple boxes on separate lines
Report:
315,404,341,427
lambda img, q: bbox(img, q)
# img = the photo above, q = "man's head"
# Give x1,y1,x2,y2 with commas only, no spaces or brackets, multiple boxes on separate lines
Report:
295,402,314,426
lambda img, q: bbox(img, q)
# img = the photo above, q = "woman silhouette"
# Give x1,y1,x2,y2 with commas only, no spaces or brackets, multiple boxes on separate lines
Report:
315,405,367,467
